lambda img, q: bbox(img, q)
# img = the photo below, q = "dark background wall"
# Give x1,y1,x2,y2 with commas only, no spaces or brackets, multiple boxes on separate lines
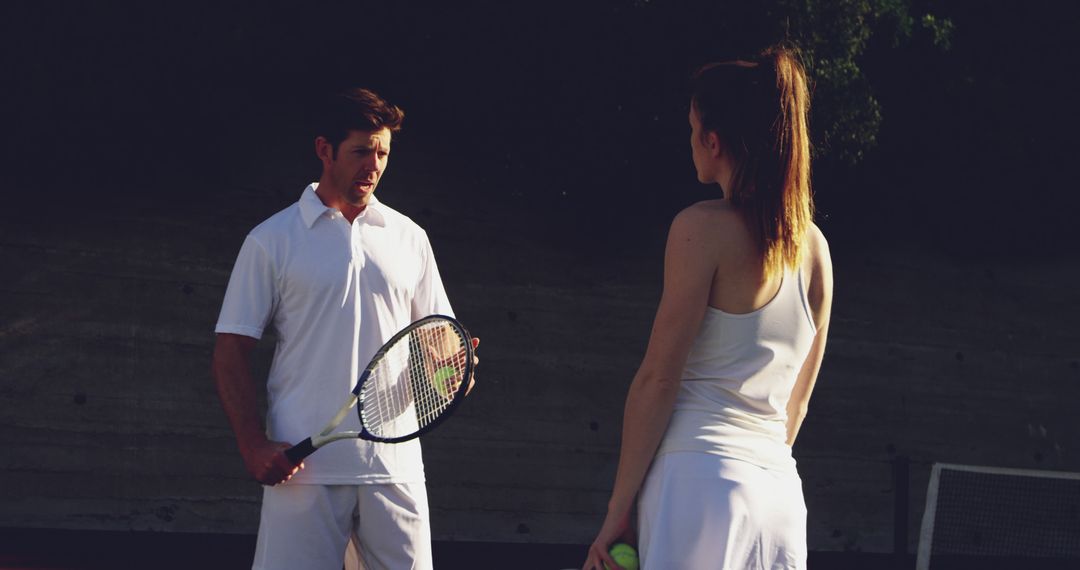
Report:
2,0,1078,559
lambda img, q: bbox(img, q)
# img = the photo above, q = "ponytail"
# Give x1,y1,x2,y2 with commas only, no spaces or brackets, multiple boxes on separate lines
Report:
691,46,813,277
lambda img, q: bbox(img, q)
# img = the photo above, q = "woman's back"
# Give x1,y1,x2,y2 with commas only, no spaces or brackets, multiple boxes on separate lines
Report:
698,199,785,315
696,198,830,329
654,199,826,471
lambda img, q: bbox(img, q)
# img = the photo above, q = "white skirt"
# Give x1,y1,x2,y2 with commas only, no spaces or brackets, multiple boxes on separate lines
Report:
638,452,807,569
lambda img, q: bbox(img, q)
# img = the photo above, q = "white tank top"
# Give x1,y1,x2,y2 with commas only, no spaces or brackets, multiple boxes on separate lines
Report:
656,267,817,471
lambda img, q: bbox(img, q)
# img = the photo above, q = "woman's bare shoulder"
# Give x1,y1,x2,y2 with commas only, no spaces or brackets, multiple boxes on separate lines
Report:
670,200,753,261
672,199,741,232
804,222,832,265
682,198,735,215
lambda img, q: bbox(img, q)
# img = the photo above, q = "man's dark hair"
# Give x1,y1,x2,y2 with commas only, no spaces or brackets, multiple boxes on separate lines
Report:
314,88,404,156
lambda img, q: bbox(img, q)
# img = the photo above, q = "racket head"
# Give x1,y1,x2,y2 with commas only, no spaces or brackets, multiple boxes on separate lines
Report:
354,314,473,443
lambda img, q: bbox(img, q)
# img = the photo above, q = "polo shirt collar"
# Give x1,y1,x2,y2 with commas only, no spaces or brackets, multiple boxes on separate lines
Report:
299,183,388,228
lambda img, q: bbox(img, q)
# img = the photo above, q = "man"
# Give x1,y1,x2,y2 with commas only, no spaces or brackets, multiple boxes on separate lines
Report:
212,88,474,570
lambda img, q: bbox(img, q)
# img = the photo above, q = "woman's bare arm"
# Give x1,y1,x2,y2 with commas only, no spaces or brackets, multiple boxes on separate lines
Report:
584,205,722,568
786,225,833,445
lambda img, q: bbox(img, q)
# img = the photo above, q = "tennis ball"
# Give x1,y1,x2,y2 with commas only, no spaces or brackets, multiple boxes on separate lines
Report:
606,543,639,570
431,366,457,398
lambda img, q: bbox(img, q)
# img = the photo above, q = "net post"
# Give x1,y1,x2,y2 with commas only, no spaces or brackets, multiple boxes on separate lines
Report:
916,463,944,570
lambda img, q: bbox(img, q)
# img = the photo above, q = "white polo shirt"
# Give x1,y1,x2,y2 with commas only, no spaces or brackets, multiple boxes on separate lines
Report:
215,184,454,484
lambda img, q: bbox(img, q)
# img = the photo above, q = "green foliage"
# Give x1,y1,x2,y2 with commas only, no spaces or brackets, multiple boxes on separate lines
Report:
772,0,952,164
631,0,954,165
920,14,955,51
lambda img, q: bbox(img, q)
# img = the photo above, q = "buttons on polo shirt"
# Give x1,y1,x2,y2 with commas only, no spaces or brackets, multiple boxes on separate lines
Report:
350,223,364,261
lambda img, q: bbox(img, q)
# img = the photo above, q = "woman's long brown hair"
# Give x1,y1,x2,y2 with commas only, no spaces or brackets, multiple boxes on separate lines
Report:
691,46,813,278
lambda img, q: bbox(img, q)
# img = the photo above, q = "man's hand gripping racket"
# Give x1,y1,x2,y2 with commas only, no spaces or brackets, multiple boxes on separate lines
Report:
283,314,477,469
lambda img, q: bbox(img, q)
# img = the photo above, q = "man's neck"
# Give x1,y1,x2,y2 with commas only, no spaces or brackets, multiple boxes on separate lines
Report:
315,179,367,223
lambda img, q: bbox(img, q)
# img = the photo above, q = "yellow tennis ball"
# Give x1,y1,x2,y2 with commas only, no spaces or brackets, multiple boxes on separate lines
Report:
606,543,639,570
431,366,457,398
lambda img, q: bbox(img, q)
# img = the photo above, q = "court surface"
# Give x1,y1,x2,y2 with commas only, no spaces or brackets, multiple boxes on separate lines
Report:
5,527,1078,569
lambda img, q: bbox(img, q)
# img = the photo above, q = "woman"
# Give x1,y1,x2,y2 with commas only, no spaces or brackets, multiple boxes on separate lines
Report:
583,46,833,570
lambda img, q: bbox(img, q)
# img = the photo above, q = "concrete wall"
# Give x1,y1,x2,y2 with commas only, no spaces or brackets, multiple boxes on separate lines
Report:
3,161,1077,555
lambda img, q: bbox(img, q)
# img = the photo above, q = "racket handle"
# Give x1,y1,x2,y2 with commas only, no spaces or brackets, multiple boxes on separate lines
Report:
284,438,317,465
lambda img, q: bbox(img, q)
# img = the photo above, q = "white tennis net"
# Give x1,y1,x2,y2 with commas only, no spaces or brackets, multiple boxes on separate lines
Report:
916,463,1080,569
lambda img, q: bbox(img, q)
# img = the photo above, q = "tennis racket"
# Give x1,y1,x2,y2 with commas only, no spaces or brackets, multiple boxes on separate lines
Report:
284,314,474,465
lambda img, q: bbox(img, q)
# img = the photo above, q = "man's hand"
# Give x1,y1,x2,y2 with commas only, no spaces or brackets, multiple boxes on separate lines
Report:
425,332,480,397
240,438,303,486
214,334,299,485
465,336,479,395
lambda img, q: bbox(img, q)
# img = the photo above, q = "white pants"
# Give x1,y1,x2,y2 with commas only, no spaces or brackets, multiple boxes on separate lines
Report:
253,482,432,570
638,453,807,569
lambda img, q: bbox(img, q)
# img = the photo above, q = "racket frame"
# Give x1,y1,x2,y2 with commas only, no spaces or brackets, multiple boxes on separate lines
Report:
285,314,473,464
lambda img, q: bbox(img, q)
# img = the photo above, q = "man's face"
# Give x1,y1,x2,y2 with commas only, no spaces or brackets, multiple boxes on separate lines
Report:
320,128,392,209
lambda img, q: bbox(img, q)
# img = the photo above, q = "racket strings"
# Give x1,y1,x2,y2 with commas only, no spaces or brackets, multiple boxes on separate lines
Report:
360,321,468,439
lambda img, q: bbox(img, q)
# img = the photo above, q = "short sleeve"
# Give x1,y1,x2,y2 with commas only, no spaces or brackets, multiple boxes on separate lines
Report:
215,234,278,339
411,232,454,320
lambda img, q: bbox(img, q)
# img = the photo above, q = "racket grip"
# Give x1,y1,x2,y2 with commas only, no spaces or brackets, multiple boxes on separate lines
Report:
284,438,317,465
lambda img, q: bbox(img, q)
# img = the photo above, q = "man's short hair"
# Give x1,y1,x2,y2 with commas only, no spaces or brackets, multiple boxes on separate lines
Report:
314,88,404,154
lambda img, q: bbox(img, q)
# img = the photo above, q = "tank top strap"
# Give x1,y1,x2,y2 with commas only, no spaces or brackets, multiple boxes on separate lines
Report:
792,264,816,330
